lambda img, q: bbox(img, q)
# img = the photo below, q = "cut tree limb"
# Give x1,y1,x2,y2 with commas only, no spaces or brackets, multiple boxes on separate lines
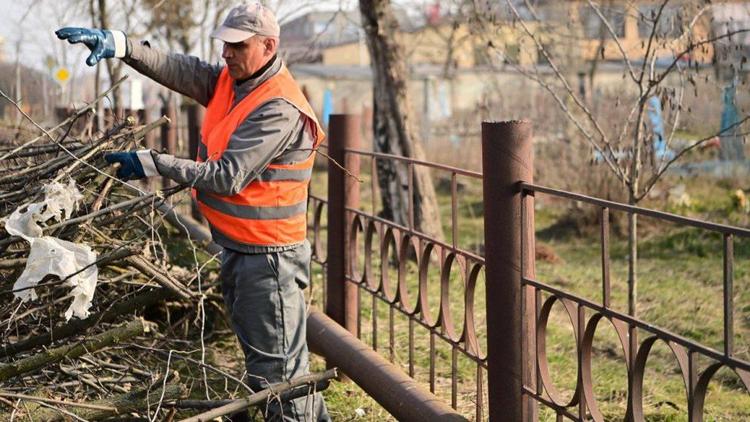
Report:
125,255,194,300
179,369,338,422
19,383,185,421
0,319,145,382
0,289,170,359
167,378,333,410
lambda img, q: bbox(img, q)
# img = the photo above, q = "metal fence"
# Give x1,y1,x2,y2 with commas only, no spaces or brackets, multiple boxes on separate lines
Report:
307,115,750,421
519,182,750,421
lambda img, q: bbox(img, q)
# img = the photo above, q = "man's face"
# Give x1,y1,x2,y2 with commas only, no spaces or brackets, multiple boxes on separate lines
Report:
221,36,274,80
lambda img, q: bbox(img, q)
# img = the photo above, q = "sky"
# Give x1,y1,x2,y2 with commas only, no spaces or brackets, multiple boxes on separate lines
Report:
0,0,428,108
0,0,361,72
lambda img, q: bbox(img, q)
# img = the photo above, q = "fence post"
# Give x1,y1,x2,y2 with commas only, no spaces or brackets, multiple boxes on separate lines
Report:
186,103,205,220
481,121,537,421
160,102,178,188
186,103,204,160
326,114,361,335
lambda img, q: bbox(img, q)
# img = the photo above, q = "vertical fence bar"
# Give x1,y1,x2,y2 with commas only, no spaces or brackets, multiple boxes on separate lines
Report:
601,207,611,308
389,307,395,361
481,120,536,421
536,289,543,398
408,163,415,230
451,172,458,248
724,233,734,357
430,332,436,393
577,305,587,419
476,365,484,422
371,158,377,215
372,296,378,350
688,351,696,422
451,346,458,409
326,114,361,335
409,319,415,377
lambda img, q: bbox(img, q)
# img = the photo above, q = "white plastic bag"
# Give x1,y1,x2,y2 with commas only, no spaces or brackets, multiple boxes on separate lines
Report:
5,180,99,320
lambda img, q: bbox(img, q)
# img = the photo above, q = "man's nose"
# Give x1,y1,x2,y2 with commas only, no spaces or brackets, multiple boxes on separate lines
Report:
222,44,231,59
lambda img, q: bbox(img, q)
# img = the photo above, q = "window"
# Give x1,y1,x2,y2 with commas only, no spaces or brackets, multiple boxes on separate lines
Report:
579,5,626,39
638,5,683,38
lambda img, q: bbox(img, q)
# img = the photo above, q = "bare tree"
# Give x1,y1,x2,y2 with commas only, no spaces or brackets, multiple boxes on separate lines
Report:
470,0,750,317
88,0,144,110
359,0,444,239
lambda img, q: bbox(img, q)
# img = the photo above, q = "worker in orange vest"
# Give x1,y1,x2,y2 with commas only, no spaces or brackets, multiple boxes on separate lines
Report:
56,3,329,421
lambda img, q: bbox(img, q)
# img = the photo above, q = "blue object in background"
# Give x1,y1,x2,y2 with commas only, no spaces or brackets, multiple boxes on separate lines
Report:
322,89,333,127
720,80,739,138
718,78,744,161
647,95,673,160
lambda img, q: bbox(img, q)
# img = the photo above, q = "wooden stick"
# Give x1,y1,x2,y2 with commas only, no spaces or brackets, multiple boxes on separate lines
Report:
0,319,145,382
0,76,129,161
21,384,185,421
0,392,116,412
125,256,194,300
167,378,333,410
179,369,337,422
0,289,170,359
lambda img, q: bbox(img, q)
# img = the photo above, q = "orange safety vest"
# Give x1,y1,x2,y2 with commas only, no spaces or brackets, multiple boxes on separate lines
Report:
194,65,325,246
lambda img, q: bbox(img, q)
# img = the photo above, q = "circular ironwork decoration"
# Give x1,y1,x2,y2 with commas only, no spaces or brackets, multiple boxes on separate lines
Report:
536,295,582,408
397,234,421,315
348,214,365,284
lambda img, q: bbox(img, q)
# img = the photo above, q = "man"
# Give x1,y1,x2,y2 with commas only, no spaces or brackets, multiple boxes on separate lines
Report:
56,3,329,421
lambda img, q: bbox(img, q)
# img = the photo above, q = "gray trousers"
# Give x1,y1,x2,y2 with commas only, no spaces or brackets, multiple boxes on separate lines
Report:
220,241,329,421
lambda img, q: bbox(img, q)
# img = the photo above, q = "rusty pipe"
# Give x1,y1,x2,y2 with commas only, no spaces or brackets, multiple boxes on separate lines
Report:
307,308,468,421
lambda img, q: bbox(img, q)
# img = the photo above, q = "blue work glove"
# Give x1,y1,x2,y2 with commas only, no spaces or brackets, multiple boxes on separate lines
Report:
55,27,128,66
104,150,160,181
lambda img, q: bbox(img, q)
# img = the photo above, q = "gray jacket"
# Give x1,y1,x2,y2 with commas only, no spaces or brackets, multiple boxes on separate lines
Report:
124,41,315,253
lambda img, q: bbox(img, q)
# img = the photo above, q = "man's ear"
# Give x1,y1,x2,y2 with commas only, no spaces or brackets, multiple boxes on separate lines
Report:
264,37,278,55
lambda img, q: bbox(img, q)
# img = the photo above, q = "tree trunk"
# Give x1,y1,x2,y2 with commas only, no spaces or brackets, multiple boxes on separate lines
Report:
359,0,444,240
97,0,123,111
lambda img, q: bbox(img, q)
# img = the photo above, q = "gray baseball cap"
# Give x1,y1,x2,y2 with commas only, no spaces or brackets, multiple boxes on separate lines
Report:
210,2,280,43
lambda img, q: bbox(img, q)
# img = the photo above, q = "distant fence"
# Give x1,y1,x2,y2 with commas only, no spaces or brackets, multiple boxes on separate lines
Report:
308,115,750,421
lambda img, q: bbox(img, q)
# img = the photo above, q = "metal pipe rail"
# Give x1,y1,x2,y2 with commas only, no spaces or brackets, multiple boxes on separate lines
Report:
307,309,468,421
521,182,750,237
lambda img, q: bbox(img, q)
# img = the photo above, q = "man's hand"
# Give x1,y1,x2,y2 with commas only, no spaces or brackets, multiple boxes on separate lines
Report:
104,150,160,181
55,28,128,66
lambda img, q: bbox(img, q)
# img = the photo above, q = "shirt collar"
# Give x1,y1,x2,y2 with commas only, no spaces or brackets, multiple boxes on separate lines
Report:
232,55,282,103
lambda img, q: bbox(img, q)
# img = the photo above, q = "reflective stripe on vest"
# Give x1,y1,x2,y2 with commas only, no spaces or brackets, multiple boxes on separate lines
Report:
195,65,325,246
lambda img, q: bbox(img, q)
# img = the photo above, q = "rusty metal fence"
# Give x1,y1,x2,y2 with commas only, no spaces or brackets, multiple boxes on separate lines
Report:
518,182,750,421
307,115,750,421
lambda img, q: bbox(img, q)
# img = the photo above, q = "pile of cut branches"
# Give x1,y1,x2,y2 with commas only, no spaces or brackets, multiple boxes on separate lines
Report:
0,80,334,421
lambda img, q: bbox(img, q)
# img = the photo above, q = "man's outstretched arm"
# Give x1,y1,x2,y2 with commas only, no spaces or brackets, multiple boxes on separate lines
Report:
56,27,221,107
124,40,222,107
